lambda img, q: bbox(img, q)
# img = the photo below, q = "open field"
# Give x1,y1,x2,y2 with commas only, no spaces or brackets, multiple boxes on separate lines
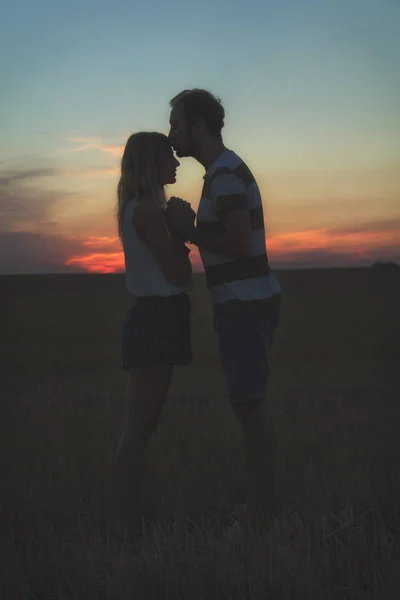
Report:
1,267,400,599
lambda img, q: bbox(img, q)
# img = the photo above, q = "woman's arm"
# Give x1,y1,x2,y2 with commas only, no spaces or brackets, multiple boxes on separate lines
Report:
133,203,192,286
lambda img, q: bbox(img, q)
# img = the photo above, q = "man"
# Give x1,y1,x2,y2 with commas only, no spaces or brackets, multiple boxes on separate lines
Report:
167,89,281,536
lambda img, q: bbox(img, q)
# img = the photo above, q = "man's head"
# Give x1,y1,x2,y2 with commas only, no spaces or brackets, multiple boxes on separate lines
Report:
168,89,225,158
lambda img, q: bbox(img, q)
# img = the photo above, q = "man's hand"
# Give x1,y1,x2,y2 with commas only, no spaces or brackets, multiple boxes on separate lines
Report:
165,198,196,241
167,196,191,210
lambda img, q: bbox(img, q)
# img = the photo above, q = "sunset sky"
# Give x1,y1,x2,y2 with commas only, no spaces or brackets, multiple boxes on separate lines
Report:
1,0,399,274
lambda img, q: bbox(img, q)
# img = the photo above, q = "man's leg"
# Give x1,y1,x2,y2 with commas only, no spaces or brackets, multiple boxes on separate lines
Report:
215,308,279,528
232,399,276,524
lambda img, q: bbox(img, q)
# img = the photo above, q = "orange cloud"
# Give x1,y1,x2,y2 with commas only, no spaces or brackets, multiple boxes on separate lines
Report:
64,221,399,274
83,235,121,249
64,136,125,157
65,252,125,274
74,168,119,179
268,224,400,257
188,246,203,271
65,236,123,273
64,236,204,274
266,220,400,268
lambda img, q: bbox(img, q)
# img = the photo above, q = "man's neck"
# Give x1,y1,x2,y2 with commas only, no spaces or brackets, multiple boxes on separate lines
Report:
194,140,227,172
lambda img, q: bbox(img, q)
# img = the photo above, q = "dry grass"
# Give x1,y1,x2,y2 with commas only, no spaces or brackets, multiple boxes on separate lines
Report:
1,268,400,599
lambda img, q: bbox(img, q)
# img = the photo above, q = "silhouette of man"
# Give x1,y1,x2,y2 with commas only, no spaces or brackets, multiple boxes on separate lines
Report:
167,89,281,535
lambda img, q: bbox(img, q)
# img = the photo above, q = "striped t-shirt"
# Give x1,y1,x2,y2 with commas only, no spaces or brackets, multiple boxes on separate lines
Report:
196,149,281,314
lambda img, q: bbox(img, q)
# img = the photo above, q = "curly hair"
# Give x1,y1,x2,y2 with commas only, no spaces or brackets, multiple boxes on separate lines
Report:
170,89,225,137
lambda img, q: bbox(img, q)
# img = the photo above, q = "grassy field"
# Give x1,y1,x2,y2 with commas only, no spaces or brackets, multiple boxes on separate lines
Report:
1,267,400,599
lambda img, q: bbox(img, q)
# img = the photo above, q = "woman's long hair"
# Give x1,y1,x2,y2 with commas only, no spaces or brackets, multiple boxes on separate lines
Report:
116,132,171,240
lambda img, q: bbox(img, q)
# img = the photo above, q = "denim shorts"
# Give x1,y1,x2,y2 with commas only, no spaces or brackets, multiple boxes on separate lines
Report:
214,300,280,405
122,293,192,369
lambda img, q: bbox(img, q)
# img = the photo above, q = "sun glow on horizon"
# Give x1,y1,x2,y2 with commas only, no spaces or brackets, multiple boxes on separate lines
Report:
62,224,400,274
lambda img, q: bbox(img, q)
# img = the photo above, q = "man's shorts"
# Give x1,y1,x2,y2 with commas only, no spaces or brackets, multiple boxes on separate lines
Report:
214,298,280,405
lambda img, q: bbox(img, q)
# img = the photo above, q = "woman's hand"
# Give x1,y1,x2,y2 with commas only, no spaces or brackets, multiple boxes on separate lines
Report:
165,197,196,242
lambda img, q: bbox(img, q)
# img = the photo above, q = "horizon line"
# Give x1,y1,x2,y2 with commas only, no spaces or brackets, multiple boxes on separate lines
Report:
1,261,398,277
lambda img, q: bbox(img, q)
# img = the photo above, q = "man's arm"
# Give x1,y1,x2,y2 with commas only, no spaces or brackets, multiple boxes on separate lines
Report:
189,209,252,257
188,173,252,258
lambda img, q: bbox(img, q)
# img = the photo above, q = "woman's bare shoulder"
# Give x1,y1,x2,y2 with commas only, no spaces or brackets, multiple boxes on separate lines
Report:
134,200,163,217
133,201,165,234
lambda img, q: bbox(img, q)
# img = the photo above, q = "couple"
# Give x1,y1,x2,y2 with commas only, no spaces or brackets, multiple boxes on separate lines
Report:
114,89,281,542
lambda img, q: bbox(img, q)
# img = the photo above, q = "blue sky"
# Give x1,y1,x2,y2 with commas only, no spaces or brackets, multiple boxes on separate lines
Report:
1,0,399,273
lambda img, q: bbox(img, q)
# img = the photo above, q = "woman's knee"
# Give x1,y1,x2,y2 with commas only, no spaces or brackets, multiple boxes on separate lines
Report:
125,365,172,442
125,414,160,444
140,414,161,440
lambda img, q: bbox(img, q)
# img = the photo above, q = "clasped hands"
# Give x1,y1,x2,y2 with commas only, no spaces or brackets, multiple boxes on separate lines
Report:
165,196,196,243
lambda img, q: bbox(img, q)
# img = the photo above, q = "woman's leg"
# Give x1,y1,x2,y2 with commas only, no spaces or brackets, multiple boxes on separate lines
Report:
114,364,173,536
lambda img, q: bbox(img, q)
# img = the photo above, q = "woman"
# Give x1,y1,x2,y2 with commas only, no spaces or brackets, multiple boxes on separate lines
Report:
114,132,195,539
